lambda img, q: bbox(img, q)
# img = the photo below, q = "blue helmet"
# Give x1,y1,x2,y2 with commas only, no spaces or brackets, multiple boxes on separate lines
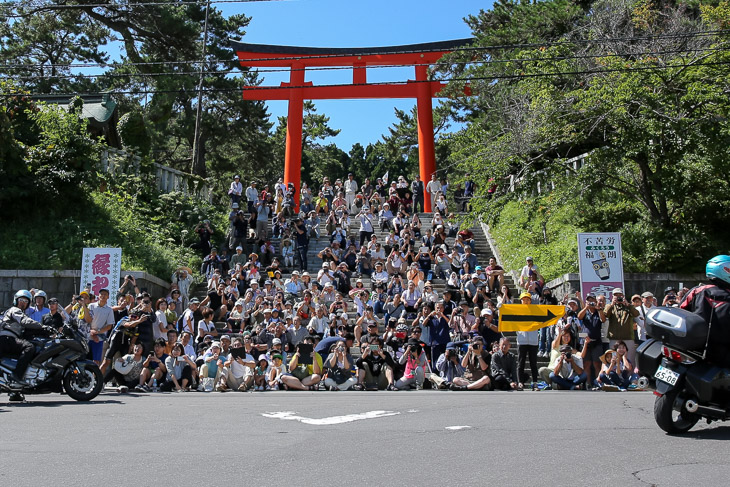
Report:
706,255,730,287
13,289,32,306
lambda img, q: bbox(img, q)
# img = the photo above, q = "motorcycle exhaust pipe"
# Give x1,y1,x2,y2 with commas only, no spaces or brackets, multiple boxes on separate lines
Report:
685,399,699,413
637,376,650,389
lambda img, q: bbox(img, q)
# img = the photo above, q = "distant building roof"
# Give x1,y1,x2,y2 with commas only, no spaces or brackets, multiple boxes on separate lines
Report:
33,93,120,147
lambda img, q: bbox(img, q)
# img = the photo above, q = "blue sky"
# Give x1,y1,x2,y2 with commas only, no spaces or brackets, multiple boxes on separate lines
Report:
220,0,488,151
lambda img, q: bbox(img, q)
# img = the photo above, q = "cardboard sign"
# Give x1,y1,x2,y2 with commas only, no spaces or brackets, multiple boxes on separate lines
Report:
577,233,624,300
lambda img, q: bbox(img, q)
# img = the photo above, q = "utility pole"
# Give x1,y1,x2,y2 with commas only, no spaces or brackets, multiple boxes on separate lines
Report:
191,0,211,176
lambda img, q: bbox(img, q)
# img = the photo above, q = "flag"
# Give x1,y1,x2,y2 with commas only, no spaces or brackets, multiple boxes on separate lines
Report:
382,171,389,184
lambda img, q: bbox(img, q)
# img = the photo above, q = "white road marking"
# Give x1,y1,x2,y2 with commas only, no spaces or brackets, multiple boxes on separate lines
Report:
407,409,419,413
445,425,471,430
262,410,400,425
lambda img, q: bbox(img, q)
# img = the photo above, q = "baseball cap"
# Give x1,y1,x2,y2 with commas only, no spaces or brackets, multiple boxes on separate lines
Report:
480,308,493,317
272,338,282,345
519,292,531,299
220,334,231,341
612,288,624,295
641,291,654,298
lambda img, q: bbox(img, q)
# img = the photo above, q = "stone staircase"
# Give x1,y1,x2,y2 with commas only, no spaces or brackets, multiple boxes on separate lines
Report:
193,210,549,382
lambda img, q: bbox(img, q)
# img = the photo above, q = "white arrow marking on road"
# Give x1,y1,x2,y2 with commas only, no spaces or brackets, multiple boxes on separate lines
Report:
262,410,400,425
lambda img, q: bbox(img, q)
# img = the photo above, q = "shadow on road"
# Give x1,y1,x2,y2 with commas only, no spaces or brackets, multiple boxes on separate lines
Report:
681,425,730,441
0,399,123,408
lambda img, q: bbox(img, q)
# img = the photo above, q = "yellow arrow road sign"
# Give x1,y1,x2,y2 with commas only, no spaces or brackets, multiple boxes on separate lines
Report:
498,304,565,332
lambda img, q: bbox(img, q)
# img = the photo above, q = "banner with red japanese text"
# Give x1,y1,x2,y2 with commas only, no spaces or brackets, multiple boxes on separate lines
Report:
80,248,122,303
577,233,624,300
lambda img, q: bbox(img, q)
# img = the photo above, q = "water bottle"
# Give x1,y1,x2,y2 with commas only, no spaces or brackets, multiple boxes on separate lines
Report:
152,378,158,392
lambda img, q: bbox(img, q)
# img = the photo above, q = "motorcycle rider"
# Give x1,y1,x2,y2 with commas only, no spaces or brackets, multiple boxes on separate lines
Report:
680,255,730,367
0,290,53,387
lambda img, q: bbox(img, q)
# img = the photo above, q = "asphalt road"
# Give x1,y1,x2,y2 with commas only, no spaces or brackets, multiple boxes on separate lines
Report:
1,390,730,486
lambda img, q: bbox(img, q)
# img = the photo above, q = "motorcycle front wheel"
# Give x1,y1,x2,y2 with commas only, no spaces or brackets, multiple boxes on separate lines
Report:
63,363,104,401
654,387,699,434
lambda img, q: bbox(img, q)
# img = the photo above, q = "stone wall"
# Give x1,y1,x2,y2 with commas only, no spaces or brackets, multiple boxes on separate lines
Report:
545,272,707,300
0,270,170,310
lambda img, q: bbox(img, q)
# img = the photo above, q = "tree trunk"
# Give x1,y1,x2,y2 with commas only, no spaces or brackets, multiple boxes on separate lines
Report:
192,131,207,177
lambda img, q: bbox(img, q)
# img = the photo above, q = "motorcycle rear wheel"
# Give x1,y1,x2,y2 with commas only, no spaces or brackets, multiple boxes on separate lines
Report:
654,388,699,434
63,363,104,401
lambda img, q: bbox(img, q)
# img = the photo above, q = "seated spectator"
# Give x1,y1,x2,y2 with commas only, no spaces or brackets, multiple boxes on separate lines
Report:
281,336,323,391
549,344,587,390
217,337,255,391
267,353,286,390
253,355,270,391
135,339,169,392
490,337,521,390
599,341,638,391
162,343,195,392
199,341,225,389
281,238,294,268
449,338,492,391
431,343,463,389
323,341,357,391
395,339,428,390
372,262,389,289
379,203,394,231
197,308,218,342
109,343,146,393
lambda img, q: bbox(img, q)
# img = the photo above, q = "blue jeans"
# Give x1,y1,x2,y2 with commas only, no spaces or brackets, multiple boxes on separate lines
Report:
599,371,635,389
549,371,587,390
357,263,373,277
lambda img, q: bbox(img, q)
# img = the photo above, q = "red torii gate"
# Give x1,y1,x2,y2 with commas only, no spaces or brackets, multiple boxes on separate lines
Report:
232,39,472,212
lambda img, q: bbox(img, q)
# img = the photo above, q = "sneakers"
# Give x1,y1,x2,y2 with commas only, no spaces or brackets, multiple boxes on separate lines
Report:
602,384,620,392
238,383,249,392
449,383,467,391
197,383,205,392
117,385,129,394
535,381,550,391
352,384,365,391
415,384,423,391
134,385,147,393
216,381,228,392
386,384,398,391
627,384,641,391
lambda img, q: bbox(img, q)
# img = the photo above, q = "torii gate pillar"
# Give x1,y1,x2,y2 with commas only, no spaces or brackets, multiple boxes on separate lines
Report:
284,62,304,205
416,64,436,213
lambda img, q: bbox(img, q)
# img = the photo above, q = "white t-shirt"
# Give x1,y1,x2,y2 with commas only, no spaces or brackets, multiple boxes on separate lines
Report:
198,320,216,338
181,309,195,335
154,310,169,340
228,352,254,378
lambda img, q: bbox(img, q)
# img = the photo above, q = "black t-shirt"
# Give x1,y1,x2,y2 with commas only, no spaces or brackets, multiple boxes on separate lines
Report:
42,312,65,330
136,313,155,344
478,318,502,348
207,291,223,311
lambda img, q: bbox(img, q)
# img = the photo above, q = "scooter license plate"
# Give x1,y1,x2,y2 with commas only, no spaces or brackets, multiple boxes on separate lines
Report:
655,365,680,386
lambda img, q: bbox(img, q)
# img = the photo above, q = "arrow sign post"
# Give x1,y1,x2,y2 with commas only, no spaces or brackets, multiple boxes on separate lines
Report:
498,304,566,332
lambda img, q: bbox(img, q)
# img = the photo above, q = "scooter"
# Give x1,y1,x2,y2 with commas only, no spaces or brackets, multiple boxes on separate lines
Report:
636,307,730,434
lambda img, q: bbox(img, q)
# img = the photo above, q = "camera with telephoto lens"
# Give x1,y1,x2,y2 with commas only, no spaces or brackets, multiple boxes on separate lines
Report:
564,351,572,360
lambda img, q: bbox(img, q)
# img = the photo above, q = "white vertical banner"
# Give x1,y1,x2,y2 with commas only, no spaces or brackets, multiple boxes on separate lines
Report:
80,248,122,303
577,233,625,300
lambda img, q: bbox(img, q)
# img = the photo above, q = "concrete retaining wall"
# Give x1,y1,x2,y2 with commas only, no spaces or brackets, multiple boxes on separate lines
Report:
545,272,706,300
0,270,170,310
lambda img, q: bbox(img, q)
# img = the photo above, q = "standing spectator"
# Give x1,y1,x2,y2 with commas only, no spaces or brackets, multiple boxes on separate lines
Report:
171,267,193,311
491,337,521,390
87,288,115,364
191,220,214,256
426,302,450,367
604,288,639,364
245,181,258,214
577,294,606,388
516,293,539,387
425,173,441,211
411,175,424,213
635,291,655,345
519,256,540,289
463,174,475,211
293,217,309,271
344,173,358,212
229,175,243,206
255,199,271,240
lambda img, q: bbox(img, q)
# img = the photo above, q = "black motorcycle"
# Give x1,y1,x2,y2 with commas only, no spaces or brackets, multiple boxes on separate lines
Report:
636,307,730,434
0,322,104,401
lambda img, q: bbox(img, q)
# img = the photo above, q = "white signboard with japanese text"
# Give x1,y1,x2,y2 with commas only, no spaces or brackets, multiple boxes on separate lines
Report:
80,248,122,303
577,233,624,300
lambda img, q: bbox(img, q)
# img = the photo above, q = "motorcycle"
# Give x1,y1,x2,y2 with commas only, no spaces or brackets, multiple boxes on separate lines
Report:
636,307,730,434
0,322,104,401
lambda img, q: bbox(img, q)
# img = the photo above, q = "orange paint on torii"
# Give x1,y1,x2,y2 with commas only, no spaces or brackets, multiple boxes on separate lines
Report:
232,39,473,210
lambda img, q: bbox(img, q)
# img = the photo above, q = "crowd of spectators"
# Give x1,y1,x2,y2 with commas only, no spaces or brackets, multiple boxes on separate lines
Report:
11,172,689,393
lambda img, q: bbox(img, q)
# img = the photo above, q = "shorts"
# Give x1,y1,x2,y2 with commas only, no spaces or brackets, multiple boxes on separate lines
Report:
585,341,603,362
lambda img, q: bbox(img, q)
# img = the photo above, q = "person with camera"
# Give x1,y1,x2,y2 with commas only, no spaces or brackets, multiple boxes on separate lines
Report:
598,341,637,391
190,220,214,256
161,343,195,392
354,336,397,391
108,343,146,393
217,337,256,392
395,339,428,390
490,337,521,390
134,339,169,392
604,288,639,365
323,341,357,391
577,294,606,388
449,338,492,391
281,336,323,391
548,343,587,390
